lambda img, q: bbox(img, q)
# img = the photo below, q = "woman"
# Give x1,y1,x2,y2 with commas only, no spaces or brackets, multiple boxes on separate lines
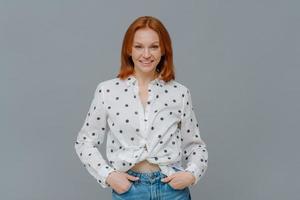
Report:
74,16,208,200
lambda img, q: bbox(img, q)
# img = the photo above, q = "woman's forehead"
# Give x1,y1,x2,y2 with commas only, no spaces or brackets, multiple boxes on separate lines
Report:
133,28,160,42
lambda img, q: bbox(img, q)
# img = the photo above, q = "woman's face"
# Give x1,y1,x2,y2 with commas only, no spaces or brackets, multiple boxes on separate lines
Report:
131,28,162,75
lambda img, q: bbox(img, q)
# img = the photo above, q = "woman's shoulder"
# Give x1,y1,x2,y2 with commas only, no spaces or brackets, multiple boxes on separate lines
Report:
95,77,122,89
168,79,190,93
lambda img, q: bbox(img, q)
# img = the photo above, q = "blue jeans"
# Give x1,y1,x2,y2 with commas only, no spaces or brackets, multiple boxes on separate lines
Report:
111,167,192,200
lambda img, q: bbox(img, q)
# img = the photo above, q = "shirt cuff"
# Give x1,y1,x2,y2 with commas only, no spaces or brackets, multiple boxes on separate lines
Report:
98,164,117,188
184,162,204,186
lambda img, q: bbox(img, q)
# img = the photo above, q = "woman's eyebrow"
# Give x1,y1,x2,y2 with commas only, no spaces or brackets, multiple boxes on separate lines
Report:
133,41,159,45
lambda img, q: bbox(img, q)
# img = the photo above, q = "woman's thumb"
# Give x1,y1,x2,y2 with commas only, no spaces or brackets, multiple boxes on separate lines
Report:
126,174,139,181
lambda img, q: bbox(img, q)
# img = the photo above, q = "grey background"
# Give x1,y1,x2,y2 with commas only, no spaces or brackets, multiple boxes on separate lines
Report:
1,0,299,199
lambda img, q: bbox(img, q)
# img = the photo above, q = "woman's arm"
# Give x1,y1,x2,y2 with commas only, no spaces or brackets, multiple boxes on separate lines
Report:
74,83,116,188
180,87,208,186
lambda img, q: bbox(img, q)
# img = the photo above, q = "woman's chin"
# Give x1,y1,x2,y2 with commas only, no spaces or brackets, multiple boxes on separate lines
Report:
136,66,156,73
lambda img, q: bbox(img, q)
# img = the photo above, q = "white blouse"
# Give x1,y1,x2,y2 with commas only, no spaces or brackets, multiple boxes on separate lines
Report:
74,74,208,188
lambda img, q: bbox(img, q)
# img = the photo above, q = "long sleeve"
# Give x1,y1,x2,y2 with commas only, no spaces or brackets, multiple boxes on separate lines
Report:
180,87,208,186
74,83,116,188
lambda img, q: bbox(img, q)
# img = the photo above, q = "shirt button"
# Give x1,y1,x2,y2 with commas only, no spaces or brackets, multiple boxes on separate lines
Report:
144,144,148,151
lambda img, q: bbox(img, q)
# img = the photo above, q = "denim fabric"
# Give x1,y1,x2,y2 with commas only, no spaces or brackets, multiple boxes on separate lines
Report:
112,167,192,200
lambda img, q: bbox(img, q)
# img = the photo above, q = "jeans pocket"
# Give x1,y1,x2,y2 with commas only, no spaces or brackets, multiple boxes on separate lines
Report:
167,167,188,191
167,182,189,191
167,182,177,190
113,182,134,195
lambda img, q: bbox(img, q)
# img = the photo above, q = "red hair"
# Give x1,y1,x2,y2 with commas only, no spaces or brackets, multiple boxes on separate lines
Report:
116,16,175,82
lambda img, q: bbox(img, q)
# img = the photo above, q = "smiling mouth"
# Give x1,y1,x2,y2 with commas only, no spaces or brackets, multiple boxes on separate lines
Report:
140,60,154,64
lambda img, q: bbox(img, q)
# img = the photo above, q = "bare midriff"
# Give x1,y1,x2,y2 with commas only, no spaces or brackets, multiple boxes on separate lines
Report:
129,160,160,172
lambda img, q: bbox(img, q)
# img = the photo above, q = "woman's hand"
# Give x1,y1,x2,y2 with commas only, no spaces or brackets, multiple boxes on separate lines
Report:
106,171,139,194
161,171,195,190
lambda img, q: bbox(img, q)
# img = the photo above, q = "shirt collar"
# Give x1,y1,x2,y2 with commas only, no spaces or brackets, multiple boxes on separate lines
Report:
125,74,165,88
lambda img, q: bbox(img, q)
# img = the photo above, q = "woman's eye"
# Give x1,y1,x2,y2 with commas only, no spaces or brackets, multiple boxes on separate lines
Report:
134,45,142,49
151,45,159,49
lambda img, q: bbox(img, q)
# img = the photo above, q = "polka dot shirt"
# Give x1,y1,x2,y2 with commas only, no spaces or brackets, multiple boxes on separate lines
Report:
74,74,208,188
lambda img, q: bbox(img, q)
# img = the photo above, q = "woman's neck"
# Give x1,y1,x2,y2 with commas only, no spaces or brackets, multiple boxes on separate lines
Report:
133,71,158,86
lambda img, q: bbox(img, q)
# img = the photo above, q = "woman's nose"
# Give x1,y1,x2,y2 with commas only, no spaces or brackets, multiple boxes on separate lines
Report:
142,48,151,58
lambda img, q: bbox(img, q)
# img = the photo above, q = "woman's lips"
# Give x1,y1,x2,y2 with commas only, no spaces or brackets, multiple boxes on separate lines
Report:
140,60,154,66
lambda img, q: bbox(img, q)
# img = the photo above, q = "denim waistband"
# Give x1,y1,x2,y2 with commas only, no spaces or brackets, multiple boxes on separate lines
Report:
126,169,166,184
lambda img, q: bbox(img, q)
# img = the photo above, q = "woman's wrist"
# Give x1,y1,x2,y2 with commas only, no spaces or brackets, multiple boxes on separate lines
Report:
184,171,196,185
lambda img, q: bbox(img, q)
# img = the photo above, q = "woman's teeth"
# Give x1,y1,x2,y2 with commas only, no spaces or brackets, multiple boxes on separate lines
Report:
141,61,152,64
